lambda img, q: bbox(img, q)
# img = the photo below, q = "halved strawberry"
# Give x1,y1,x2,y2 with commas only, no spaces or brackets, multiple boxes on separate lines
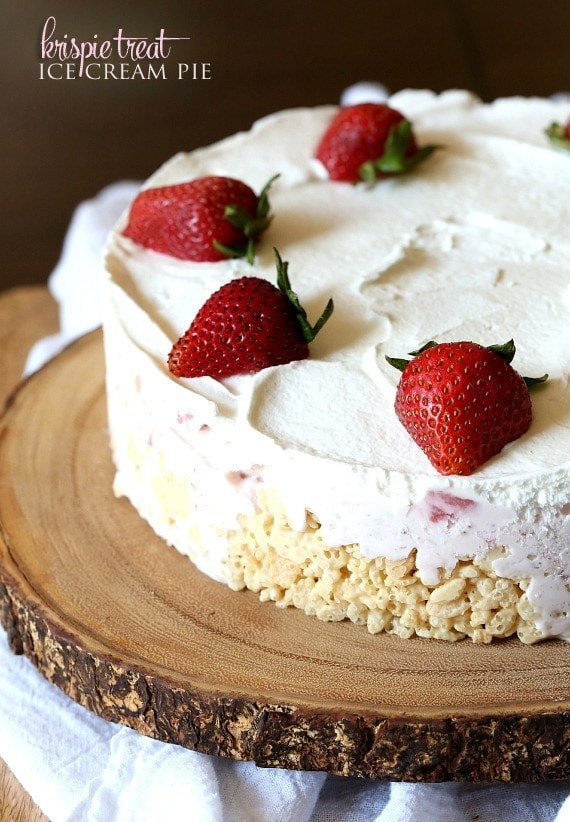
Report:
123,175,277,263
168,249,334,379
315,102,441,183
386,340,547,476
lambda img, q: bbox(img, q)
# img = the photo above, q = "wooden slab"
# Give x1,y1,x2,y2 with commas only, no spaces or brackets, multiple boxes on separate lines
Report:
0,286,58,822
0,329,568,783
0,285,59,401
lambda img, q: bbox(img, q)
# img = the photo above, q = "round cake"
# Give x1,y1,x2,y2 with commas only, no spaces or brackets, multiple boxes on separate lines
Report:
102,89,570,644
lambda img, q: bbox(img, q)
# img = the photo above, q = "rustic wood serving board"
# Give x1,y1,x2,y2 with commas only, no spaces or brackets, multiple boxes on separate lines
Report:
0,286,56,822
0,328,568,783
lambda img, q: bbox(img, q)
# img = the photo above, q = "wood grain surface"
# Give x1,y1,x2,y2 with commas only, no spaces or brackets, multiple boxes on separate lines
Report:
0,287,56,822
0,314,568,783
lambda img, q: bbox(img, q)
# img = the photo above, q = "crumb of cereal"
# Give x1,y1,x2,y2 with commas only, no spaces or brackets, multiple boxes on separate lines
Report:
225,490,540,643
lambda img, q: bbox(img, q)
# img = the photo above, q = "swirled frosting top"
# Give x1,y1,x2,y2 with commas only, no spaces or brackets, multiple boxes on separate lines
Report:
106,90,570,507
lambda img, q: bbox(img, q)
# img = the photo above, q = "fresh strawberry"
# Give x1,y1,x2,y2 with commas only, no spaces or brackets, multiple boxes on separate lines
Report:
123,175,277,263
315,102,440,183
545,118,570,150
386,340,547,476
168,248,334,379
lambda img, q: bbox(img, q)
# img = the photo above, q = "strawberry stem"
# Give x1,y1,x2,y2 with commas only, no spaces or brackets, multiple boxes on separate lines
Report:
545,121,570,151
359,120,442,183
215,174,279,264
487,339,516,364
486,340,547,384
524,373,549,387
386,340,436,372
273,248,334,342
386,338,548,387
384,355,410,372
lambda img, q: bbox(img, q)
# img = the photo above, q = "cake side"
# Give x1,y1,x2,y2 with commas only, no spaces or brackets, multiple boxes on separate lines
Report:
103,90,570,642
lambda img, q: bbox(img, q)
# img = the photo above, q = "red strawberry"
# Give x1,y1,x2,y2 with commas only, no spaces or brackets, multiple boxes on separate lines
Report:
168,248,334,379
386,340,547,476
315,103,440,183
123,175,276,263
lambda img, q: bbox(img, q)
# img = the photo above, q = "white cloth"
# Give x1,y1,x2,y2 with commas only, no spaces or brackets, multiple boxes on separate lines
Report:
2,149,569,821
23,180,139,375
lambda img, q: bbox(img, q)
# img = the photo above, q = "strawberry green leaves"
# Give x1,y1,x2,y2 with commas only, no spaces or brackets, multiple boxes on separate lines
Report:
545,119,570,151
215,175,279,264
273,248,334,343
359,119,442,183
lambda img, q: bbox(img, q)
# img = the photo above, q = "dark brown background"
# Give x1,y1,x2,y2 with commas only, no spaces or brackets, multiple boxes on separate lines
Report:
2,0,569,291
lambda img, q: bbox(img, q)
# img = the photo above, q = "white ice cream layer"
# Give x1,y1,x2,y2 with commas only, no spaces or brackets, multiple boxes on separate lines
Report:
103,90,570,640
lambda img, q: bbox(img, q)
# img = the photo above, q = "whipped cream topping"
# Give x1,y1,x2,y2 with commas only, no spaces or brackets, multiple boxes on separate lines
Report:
104,90,570,639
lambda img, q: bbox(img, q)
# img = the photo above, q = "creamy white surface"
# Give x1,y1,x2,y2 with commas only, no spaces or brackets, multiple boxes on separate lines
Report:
104,90,570,639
